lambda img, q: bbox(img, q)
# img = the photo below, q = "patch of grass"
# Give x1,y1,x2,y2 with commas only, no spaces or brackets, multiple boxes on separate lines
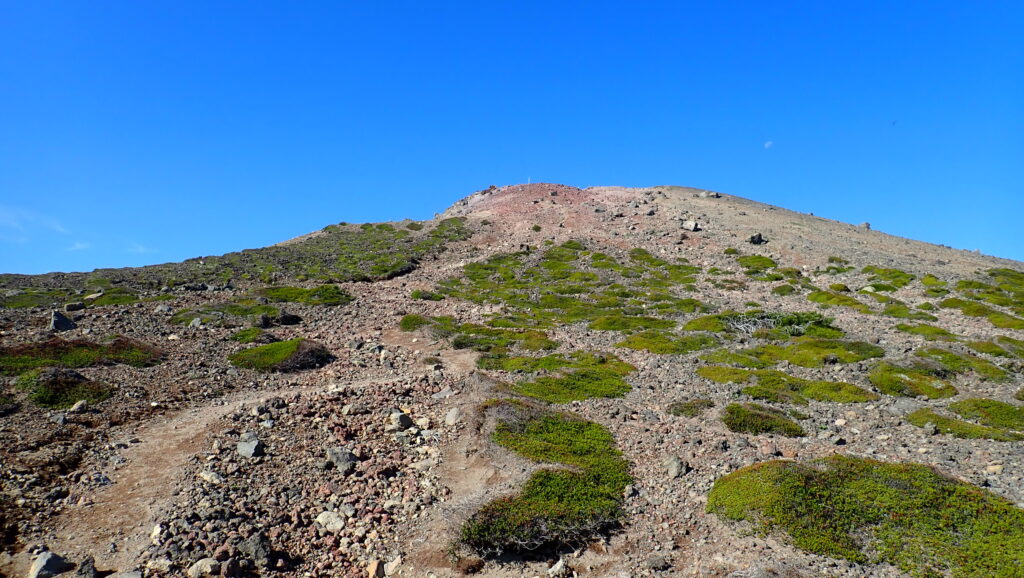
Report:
399,314,431,332
411,289,444,301
707,455,1024,575
88,287,139,307
667,398,715,417
684,311,843,339
0,337,162,375
862,266,915,289
772,284,797,296
744,370,878,405
868,362,956,399
14,368,113,409
228,338,333,372
948,398,1024,431
828,283,850,292
807,291,871,314
736,338,884,368
881,302,938,321
921,274,945,287
895,323,957,341
907,408,1023,442
818,256,854,275
722,403,805,437
724,248,739,255
616,330,717,354
915,347,1007,381
510,352,635,404
940,297,1024,330
257,285,353,306
230,327,268,344
737,255,778,277
405,221,424,231
588,315,674,332
457,401,630,556
697,366,753,383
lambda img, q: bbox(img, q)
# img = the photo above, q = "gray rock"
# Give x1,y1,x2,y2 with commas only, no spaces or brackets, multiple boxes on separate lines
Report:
28,551,73,578
48,311,76,332
237,433,265,458
75,556,98,578
663,455,690,479
238,532,270,569
188,317,202,328
316,511,347,532
106,573,142,578
698,190,720,198
64,302,85,313
390,411,413,430
326,447,357,475
444,408,461,426
67,400,88,414
887,398,920,416
681,220,700,232
647,555,671,571
186,558,220,578
748,233,767,245
153,304,173,314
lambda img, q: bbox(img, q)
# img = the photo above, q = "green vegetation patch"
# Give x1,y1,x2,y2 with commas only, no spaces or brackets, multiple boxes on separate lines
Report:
667,398,715,418
499,352,635,404
907,409,1023,442
882,302,938,321
940,297,1024,330
868,362,956,399
170,300,280,326
87,287,139,307
698,367,876,404
399,314,431,332
426,317,558,353
0,337,162,375
229,327,275,344
722,403,805,437
228,338,334,372
895,323,958,341
410,289,444,301
736,255,778,277
684,311,843,339
724,338,884,369
948,398,1024,431
588,315,674,332
14,368,113,409
772,284,797,296
915,347,1007,381
707,455,1024,575
807,291,871,314
256,284,353,306
862,266,915,290
457,401,630,556
616,330,717,354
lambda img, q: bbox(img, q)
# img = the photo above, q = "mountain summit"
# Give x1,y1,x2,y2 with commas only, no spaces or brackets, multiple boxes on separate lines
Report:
2,184,1023,577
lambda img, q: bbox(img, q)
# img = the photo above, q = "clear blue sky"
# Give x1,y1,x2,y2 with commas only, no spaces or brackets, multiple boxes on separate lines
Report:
1,1,1021,274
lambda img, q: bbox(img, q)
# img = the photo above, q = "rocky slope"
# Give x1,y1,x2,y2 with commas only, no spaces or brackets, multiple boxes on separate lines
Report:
1,184,1023,578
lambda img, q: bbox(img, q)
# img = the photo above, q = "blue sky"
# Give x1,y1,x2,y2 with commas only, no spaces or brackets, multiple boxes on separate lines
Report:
1,1,1021,274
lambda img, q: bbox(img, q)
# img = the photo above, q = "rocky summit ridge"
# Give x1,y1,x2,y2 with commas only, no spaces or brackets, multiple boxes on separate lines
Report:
1,184,1023,578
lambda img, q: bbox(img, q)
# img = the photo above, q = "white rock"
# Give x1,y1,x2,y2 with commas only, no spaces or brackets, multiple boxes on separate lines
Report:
316,511,347,532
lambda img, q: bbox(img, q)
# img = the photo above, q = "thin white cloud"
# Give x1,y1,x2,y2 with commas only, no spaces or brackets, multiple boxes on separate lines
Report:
763,141,774,149
127,241,157,254
68,241,91,251
0,205,69,239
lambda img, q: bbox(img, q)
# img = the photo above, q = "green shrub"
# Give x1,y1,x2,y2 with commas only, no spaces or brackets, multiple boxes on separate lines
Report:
616,331,717,354
862,266,915,289
948,398,1024,431
772,284,796,296
588,315,674,332
707,455,1024,575
457,401,630,556
907,408,1023,442
230,327,268,344
399,314,431,332
882,302,937,321
807,291,871,313
722,403,805,437
411,289,444,301
895,323,957,341
724,248,739,255
531,224,542,232
667,398,714,417
868,362,956,399
228,338,333,372
0,337,162,375
14,368,112,409
737,255,778,274
915,347,1007,381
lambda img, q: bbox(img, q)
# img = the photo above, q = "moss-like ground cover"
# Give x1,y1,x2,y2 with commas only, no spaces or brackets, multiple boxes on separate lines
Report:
457,401,630,557
616,330,717,354
0,337,162,375
229,338,333,372
707,455,1024,576
666,398,715,417
862,266,915,290
170,300,280,326
256,284,353,306
907,408,1023,442
14,368,112,409
868,362,956,399
700,367,876,405
940,297,1024,330
948,398,1024,432
807,291,871,314
481,352,634,404
915,347,1007,381
895,323,958,341
684,311,842,339
722,403,805,437
710,338,884,369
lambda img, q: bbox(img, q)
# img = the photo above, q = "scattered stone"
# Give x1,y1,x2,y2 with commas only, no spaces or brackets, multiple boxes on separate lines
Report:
748,232,767,245
316,511,347,533
198,471,224,485
663,455,690,479
326,447,357,474
236,432,265,458
681,220,700,232
647,555,672,571
28,551,73,578
186,557,220,578
444,407,461,426
48,311,76,332
389,411,413,431
67,400,88,414
64,302,85,313
188,317,202,328
383,555,402,576
366,560,385,577
75,556,98,578
547,557,567,577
